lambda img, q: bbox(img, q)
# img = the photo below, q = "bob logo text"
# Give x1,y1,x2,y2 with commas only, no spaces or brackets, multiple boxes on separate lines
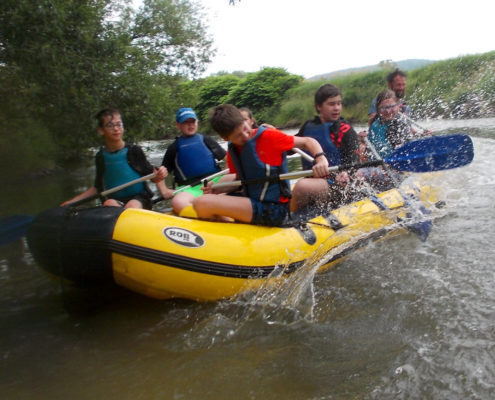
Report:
163,227,205,248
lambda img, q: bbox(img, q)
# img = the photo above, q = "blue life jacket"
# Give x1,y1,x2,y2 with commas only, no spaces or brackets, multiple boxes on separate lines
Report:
299,121,342,170
369,119,393,158
102,147,145,199
175,134,219,183
228,126,290,203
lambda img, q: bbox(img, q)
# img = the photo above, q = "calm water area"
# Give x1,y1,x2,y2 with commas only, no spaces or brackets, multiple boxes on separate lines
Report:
1,118,494,399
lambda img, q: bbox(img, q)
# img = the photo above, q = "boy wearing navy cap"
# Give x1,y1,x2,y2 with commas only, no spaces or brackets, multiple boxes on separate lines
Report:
160,107,227,201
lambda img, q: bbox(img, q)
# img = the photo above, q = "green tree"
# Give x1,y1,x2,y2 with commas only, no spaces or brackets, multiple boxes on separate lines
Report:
195,74,242,121
0,0,214,170
224,67,303,123
130,0,214,78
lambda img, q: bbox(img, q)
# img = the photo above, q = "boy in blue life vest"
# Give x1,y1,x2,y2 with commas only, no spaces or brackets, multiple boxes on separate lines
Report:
161,107,226,188
290,84,361,211
191,104,329,226
160,108,227,211
61,108,167,209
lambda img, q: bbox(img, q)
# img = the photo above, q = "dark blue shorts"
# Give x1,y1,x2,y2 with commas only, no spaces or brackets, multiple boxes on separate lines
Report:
110,193,152,210
250,200,289,227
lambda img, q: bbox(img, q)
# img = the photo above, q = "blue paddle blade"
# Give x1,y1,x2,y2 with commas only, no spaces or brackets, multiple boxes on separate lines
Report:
405,203,433,242
385,134,474,173
0,214,34,245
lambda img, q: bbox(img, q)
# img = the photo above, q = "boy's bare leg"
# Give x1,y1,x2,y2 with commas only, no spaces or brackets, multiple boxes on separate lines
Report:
124,199,144,209
290,178,329,212
193,194,253,223
172,192,194,214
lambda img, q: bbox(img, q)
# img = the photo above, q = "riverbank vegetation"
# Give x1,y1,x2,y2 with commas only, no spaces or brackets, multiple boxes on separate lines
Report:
0,0,214,173
269,51,495,129
1,1,494,175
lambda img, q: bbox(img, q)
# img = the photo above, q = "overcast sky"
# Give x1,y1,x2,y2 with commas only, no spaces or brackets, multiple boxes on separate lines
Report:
200,0,494,78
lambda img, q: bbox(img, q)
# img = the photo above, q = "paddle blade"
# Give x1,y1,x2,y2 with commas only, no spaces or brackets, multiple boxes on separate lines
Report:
385,134,474,173
0,214,34,245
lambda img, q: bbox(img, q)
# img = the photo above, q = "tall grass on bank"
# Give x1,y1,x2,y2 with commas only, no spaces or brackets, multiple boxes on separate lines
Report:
273,51,495,127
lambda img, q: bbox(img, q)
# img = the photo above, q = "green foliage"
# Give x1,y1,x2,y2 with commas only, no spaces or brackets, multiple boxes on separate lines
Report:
270,70,386,127
131,0,214,78
407,51,495,118
0,0,214,167
0,114,57,177
269,80,321,127
194,74,242,121
1,0,493,178
192,67,303,131
223,67,303,124
272,51,495,126
273,98,314,128
330,71,385,122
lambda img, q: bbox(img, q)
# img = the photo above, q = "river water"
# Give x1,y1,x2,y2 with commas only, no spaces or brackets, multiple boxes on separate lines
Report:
1,118,494,399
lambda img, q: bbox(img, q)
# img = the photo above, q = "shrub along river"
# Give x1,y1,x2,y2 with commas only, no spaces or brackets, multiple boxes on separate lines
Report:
1,118,494,399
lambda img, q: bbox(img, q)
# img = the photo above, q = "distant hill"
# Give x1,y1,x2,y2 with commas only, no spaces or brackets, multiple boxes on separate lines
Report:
308,59,436,81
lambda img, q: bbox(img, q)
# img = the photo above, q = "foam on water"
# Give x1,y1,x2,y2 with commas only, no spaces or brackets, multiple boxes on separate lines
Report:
2,119,495,399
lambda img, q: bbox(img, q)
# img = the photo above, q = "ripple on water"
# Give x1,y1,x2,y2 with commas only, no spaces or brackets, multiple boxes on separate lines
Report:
1,122,495,399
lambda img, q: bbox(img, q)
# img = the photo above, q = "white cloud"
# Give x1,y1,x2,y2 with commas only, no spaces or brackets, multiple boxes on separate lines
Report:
201,0,495,78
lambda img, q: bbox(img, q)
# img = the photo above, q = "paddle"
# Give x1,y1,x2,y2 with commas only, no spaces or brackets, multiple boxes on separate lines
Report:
0,215,35,246
67,172,157,207
0,172,157,245
292,148,317,163
212,134,474,189
172,168,229,195
154,147,310,203
152,168,230,204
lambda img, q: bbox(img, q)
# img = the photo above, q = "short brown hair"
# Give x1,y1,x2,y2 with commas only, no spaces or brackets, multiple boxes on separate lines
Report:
95,108,120,128
387,68,407,84
375,89,397,109
314,84,341,112
210,104,245,139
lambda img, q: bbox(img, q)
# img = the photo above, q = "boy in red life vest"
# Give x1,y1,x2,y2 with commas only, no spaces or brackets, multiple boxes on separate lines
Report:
291,84,361,211
192,104,329,226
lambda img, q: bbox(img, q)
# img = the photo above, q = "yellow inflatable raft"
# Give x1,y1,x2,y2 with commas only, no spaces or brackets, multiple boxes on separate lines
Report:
27,175,442,302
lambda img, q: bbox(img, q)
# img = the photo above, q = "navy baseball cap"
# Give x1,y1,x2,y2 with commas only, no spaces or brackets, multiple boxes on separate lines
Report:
176,107,198,123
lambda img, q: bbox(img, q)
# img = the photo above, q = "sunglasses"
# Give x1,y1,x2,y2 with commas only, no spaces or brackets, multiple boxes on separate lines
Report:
378,104,398,112
104,122,124,129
